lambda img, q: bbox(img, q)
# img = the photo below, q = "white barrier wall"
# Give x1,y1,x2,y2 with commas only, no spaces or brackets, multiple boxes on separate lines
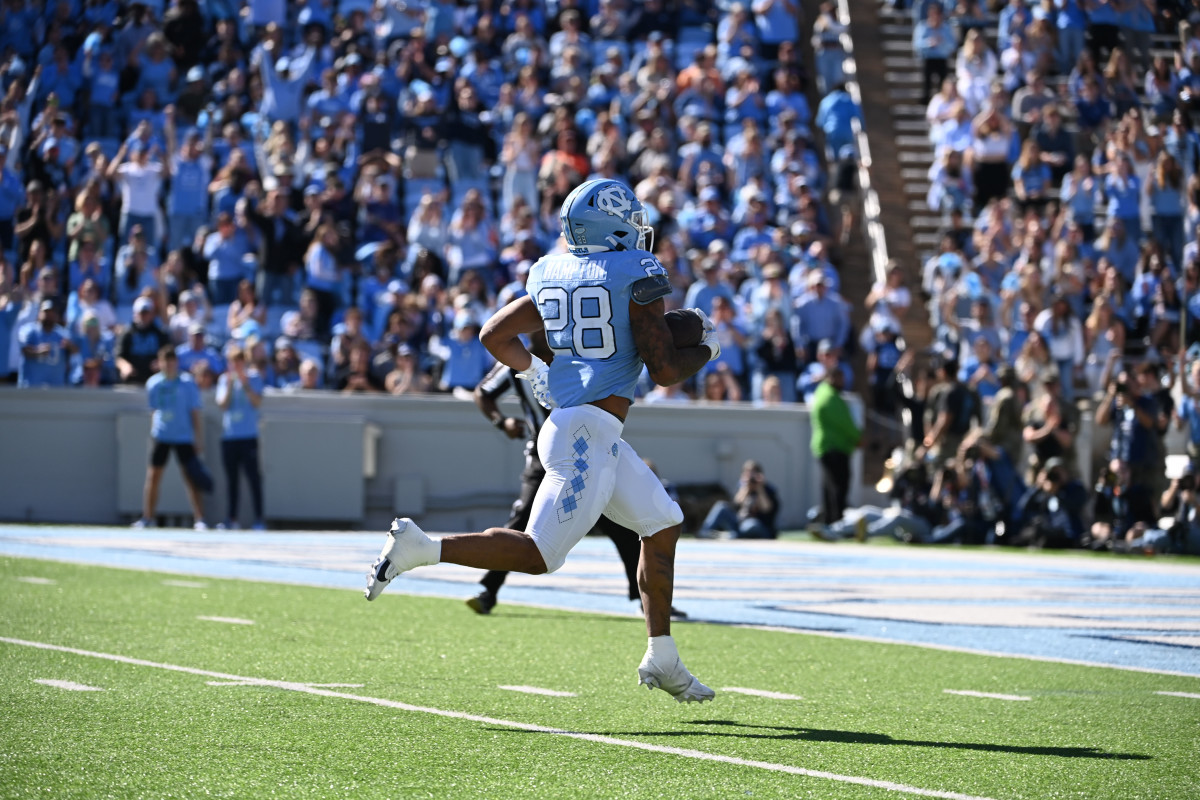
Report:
0,388,861,531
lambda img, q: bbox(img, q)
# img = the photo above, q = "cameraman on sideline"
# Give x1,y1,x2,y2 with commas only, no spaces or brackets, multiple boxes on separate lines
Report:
698,460,780,540
1011,456,1087,548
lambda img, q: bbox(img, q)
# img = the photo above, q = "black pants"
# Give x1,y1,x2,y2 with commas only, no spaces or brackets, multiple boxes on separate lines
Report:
480,460,642,599
819,450,852,525
221,438,263,522
922,56,948,104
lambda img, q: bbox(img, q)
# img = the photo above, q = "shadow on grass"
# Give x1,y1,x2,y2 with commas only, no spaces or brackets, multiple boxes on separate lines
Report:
500,719,1150,761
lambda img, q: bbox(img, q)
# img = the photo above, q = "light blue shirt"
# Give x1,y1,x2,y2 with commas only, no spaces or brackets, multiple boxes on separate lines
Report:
18,323,72,387
146,371,202,444
216,370,264,440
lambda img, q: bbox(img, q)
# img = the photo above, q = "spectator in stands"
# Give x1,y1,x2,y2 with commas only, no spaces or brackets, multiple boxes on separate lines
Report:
955,28,998,114
751,305,799,403
914,3,957,104
968,108,1015,212
17,299,73,388
107,138,164,247
117,295,171,384
177,324,225,377
814,82,863,163
335,339,385,394
793,269,849,364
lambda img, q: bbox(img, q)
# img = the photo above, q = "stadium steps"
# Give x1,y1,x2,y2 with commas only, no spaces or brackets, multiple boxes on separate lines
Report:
842,0,933,366
855,0,937,373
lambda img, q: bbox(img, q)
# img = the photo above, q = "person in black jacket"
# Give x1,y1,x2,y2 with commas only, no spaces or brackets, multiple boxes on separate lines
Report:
245,186,303,307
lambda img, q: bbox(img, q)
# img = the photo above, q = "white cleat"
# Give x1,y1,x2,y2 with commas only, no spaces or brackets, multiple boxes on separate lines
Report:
364,518,440,601
637,650,716,703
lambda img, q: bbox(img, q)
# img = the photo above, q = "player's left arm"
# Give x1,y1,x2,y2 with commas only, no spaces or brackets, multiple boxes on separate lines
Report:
480,295,543,372
630,297,712,387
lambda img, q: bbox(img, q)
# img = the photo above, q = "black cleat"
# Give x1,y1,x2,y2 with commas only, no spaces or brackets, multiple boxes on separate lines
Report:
467,591,497,615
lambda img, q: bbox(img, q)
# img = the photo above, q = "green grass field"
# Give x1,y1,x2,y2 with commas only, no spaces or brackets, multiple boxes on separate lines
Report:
2,556,1198,800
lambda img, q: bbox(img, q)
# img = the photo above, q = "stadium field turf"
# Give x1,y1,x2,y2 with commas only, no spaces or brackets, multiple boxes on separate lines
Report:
3,554,1198,800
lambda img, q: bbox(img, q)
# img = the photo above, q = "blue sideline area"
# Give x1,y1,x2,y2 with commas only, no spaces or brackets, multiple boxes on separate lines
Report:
1,524,1197,677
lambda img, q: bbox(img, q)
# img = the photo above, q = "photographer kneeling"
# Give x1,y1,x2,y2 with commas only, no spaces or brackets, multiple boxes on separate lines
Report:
1156,464,1200,555
1010,457,1087,548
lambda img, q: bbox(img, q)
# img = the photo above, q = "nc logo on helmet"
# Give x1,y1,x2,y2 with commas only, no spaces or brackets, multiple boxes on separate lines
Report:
594,185,632,218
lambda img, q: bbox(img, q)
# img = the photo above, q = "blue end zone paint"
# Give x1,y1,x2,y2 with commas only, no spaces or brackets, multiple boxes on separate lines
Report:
2,525,1198,677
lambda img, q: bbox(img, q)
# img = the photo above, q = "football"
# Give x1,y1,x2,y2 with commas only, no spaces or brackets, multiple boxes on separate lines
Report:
665,308,705,349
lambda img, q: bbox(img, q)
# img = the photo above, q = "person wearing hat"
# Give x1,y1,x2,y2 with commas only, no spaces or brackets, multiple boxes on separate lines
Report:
177,323,226,376
810,339,861,526
117,295,171,384
133,345,210,530
17,299,75,387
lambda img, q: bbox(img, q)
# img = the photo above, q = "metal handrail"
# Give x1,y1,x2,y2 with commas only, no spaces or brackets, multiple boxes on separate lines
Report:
835,0,891,285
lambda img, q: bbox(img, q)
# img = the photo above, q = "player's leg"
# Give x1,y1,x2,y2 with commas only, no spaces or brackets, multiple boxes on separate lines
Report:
604,443,713,703
366,406,617,599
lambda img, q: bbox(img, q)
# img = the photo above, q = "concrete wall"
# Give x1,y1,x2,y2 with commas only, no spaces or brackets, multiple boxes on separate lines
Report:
0,387,861,531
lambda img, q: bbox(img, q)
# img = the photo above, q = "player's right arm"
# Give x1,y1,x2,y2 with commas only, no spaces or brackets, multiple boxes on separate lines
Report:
479,295,543,372
629,297,713,387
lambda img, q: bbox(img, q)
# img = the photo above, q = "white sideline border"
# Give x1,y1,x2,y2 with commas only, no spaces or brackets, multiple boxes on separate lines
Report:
196,616,255,625
499,685,578,697
1155,690,1200,700
2,636,998,800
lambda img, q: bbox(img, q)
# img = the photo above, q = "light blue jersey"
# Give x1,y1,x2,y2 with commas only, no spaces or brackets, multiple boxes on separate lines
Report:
147,372,202,444
526,249,667,407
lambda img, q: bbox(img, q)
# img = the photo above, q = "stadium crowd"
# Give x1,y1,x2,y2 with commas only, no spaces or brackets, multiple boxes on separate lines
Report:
0,0,875,409
836,0,1200,554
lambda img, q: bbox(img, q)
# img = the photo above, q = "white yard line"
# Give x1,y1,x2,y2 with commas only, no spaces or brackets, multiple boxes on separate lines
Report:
498,685,577,697
944,690,1032,701
162,580,209,588
1155,691,1200,700
720,687,803,700
196,616,255,625
0,636,998,800
34,679,103,691
208,680,365,688
16,577,56,585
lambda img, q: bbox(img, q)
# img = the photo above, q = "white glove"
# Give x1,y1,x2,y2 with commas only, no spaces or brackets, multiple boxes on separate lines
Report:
692,308,721,363
517,353,556,410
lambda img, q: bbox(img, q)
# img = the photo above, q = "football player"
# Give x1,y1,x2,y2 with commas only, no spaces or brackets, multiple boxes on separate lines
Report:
364,178,719,702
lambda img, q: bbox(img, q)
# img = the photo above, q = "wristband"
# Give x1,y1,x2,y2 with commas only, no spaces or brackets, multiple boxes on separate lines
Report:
492,416,506,430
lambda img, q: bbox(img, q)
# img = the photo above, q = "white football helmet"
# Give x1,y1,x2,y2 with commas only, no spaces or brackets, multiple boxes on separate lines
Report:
559,178,654,255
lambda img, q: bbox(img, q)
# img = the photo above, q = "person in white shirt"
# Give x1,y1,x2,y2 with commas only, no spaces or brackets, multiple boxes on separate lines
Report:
106,138,164,248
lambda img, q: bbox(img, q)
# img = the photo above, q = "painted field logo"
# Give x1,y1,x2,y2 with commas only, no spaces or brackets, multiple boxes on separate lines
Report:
595,185,631,218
